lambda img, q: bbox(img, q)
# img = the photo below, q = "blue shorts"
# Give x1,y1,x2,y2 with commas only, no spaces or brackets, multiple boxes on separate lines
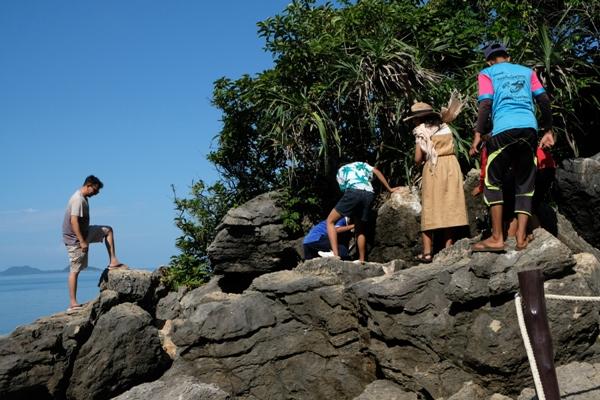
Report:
334,189,374,222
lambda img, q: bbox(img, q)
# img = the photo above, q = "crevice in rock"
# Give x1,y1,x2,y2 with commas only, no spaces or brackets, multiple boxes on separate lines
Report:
2,385,53,400
418,387,435,400
53,319,96,399
448,297,491,316
218,272,264,293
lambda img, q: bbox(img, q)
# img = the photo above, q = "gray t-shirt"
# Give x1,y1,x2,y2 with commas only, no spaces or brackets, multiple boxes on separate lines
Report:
62,190,89,245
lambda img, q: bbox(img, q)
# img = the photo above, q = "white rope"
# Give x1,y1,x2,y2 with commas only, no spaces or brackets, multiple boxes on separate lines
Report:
514,292,600,400
545,294,600,302
515,294,547,400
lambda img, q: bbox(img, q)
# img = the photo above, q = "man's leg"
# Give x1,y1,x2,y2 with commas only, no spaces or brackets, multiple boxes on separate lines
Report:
473,204,504,250
66,245,86,309
68,271,80,308
103,227,122,267
355,220,367,262
326,209,343,258
89,225,126,268
513,129,538,249
473,133,511,252
516,213,530,249
506,217,518,238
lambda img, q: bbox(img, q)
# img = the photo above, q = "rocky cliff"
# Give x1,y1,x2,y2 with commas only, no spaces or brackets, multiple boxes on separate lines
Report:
2,154,600,400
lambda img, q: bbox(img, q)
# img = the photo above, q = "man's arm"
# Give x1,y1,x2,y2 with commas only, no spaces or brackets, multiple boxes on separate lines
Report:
335,224,355,234
372,167,400,192
473,99,492,154
470,131,482,156
535,92,555,148
531,71,555,149
70,216,88,252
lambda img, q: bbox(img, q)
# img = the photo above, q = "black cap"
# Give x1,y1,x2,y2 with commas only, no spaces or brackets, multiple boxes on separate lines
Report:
483,43,508,60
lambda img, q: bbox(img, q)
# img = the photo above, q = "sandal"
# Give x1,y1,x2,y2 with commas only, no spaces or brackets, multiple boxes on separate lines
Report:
414,253,433,264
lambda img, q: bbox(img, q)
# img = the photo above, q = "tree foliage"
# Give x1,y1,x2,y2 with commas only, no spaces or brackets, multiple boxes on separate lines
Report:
166,0,599,287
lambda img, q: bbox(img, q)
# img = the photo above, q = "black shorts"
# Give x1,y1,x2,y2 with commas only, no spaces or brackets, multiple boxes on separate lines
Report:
483,128,537,215
334,189,374,222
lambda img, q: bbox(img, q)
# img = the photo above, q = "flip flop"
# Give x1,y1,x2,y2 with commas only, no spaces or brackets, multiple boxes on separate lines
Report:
67,304,83,312
471,243,506,253
414,254,433,263
107,263,128,270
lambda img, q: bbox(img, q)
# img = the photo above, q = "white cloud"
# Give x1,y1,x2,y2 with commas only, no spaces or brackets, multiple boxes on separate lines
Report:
0,208,40,215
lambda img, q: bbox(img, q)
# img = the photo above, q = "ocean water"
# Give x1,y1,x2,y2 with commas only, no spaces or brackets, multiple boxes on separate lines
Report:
0,271,104,335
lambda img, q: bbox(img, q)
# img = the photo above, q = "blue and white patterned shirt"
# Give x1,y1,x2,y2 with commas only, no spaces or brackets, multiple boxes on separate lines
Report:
336,162,374,192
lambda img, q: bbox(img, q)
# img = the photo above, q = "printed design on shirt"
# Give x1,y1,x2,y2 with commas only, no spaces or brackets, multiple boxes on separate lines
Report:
495,72,530,102
337,162,373,191
502,79,525,93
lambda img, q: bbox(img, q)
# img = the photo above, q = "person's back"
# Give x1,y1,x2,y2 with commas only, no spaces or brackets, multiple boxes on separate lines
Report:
479,62,543,134
471,42,555,253
336,161,374,193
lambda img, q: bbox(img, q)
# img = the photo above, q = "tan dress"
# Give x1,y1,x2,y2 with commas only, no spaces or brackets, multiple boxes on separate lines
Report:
420,126,468,231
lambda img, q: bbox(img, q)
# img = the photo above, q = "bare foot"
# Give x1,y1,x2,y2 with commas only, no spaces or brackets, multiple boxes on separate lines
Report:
472,237,505,253
108,263,129,270
516,234,533,251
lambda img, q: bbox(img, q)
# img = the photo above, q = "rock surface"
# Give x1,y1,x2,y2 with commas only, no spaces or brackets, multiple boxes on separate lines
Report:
111,375,230,400
0,270,171,400
352,380,417,400
3,162,600,400
518,361,600,400
67,303,170,400
555,153,600,248
3,232,600,400
370,187,422,263
207,191,302,275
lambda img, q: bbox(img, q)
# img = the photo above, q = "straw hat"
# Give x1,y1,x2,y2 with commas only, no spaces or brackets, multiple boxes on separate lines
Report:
402,102,441,122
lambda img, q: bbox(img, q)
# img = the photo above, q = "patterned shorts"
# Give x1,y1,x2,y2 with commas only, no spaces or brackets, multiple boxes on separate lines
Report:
66,225,110,273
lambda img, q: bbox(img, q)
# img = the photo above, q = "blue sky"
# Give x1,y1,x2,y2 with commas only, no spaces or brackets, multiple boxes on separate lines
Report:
0,1,305,270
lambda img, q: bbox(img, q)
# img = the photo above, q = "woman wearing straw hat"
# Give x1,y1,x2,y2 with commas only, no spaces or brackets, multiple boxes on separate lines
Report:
405,96,468,263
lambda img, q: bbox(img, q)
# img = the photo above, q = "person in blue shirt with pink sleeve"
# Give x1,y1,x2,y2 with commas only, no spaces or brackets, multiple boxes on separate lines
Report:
470,42,555,252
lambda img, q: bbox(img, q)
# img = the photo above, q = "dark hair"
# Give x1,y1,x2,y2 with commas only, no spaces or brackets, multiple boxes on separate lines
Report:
483,43,509,61
83,175,104,189
421,114,442,125
487,50,509,61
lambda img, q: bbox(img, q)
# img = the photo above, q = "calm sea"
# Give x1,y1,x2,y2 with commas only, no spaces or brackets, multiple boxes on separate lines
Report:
0,271,103,335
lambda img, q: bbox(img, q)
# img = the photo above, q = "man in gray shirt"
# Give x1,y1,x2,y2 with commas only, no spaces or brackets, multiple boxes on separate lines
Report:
62,175,127,311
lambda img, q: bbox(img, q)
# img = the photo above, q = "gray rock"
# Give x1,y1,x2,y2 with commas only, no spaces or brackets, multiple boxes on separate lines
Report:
463,168,491,237
169,259,378,400
555,155,600,248
111,375,230,400
99,269,159,308
0,307,92,399
536,204,600,261
177,275,225,319
207,191,302,274
353,380,418,400
5,208,600,400
370,187,422,263
349,229,596,398
295,257,389,285
67,303,170,400
447,381,489,400
518,362,600,400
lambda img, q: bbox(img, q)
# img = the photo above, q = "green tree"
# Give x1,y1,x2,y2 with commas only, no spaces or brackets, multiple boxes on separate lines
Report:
163,181,235,289
167,0,600,287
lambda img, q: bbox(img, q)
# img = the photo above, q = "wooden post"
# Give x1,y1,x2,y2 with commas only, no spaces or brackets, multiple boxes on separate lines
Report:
518,269,560,400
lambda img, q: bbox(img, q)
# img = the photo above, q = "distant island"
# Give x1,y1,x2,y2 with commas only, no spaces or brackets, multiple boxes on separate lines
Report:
0,265,102,276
